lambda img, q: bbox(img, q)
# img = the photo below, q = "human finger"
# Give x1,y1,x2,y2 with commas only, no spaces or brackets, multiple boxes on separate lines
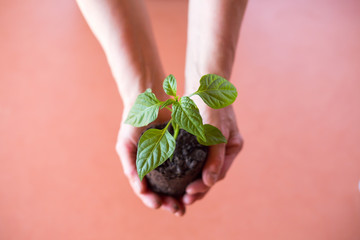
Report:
116,140,162,209
182,191,208,205
218,132,243,180
185,179,210,194
202,143,226,187
161,196,186,216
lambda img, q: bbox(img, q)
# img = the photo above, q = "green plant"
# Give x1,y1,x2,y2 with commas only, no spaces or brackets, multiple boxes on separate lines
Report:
125,74,237,180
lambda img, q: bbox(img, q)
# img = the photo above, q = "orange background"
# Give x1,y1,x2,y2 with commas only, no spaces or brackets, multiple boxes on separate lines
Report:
1,0,360,239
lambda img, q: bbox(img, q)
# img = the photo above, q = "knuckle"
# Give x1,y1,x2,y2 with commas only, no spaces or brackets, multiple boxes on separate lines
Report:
115,138,126,155
206,160,223,174
123,169,131,179
232,134,244,152
115,142,122,155
123,168,135,179
115,139,135,157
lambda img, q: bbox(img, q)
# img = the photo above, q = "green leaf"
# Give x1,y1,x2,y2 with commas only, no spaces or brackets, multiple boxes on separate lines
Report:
160,99,175,109
163,74,177,97
172,96,206,141
197,124,227,146
124,89,161,127
194,74,237,109
136,128,175,180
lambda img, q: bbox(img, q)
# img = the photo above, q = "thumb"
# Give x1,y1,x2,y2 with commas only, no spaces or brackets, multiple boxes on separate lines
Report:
202,143,225,187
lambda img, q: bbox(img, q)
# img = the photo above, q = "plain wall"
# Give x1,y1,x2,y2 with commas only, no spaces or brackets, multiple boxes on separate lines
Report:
0,0,359,239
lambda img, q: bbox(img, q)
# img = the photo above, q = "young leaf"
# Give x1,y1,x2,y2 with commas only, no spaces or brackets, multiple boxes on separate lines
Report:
163,74,177,97
197,124,227,146
194,74,237,109
172,96,206,141
136,128,175,180
124,89,161,127
160,99,175,109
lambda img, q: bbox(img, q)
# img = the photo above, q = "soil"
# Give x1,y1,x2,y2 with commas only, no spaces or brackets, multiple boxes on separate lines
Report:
143,123,209,197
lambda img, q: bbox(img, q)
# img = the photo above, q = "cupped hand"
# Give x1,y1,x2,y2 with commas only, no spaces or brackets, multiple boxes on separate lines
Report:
116,108,186,216
182,101,244,205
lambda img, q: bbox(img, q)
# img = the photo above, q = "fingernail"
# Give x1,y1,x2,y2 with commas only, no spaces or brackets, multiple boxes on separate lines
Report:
186,188,195,194
144,200,155,208
207,172,218,186
175,211,182,217
144,199,160,209
183,195,191,205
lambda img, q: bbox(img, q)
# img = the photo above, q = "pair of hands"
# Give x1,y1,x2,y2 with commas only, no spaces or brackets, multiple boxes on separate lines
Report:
116,96,243,216
76,0,247,216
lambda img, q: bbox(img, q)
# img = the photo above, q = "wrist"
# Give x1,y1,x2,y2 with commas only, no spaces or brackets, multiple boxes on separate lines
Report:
185,69,232,95
121,74,169,122
118,71,168,105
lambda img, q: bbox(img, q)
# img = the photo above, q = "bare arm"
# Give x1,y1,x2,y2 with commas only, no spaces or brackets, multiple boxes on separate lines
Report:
183,0,247,205
185,0,247,91
76,0,167,107
76,0,184,215
76,0,247,212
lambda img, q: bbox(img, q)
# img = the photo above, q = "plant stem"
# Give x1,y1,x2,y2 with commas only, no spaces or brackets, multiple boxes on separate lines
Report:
165,106,172,112
173,122,179,141
187,92,195,98
164,119,172,131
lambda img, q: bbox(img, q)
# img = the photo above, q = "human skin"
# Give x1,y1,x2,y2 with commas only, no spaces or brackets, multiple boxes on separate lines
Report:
76,0,247,216
183,0,247,205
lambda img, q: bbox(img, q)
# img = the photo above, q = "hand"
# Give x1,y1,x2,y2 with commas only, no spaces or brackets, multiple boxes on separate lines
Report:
183,0,247,206
116,107,186,216
182,102,244,205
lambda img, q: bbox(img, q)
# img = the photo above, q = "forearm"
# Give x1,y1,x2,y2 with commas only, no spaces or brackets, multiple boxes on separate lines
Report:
185,0,247,93
76,0,166,107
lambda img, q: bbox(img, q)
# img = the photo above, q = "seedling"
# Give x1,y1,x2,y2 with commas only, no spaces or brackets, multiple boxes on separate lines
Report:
125,74,237,180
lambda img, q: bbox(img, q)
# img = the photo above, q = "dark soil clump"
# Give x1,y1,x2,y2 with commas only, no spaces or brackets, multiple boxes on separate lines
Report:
143,123,209,197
